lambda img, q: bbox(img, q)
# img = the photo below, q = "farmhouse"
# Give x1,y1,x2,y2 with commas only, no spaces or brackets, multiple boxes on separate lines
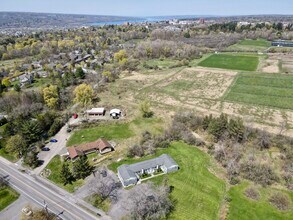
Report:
117,154,179,187
272,40,293,47
86,108,106,116
67,138,114,160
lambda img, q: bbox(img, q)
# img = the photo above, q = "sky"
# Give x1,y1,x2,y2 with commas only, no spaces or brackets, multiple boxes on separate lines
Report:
1,0,293,17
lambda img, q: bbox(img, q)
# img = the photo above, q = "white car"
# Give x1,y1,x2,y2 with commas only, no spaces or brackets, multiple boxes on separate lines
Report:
22,207,33,216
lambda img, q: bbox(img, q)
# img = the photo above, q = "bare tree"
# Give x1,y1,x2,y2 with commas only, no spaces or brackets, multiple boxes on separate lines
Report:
121,182,173,220
88,169,120,203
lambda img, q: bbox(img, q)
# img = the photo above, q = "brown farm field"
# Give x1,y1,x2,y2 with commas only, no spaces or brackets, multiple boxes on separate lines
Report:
98,64,293,136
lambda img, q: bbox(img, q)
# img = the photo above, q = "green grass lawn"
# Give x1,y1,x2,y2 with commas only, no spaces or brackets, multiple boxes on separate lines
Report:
0,148,17,162
227,39,271,52
67,117,164,147
85,194,111,212
0,138,17,162
198,54,259,71
131,117,165,135
228,182,293,220
67,122,134,147
225,73,293,110
32,77,52,88
0,187,19,211
109,142,226,220
45,155,84,193
239,39,271,47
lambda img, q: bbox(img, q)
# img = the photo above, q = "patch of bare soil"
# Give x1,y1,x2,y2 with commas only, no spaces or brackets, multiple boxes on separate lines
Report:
115,66,293,137
154,67,237,100
269,53,293,73
262,59,279,73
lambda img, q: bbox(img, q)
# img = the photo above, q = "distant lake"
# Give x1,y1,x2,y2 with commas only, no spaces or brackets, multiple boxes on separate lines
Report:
90,15,205,26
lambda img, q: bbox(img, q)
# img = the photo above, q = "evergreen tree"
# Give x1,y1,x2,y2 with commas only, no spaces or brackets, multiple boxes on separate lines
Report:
202,114,213,130
73,155,94,179
60,162,74,185
228,118,245,142
14,83,21,92
208,114,228,141
75,67,85,79
21,120,43,144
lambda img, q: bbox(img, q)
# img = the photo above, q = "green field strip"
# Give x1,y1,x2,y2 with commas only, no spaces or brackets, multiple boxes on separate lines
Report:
230,84,293,98
225,92,293,110
236,76,293,88
198,54,259,71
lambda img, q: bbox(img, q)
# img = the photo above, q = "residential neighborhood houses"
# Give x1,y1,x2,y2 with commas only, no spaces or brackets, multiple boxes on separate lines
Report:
3,47,115,88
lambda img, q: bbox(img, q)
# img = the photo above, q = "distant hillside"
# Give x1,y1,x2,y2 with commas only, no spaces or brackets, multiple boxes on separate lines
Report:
0,12,140,29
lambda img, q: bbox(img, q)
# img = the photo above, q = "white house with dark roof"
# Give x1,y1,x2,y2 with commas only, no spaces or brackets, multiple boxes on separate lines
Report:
19,73,34,86
117,154,179,187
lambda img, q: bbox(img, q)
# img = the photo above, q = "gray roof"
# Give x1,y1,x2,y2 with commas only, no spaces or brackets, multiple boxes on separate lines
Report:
19,73,32,82
118,154,178,182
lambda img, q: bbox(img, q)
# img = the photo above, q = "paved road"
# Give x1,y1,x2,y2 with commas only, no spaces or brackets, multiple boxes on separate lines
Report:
0,158,106,220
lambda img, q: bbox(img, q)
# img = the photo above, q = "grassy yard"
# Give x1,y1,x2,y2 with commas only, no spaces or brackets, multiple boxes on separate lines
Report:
67,122,134,147
0,187,19,211
31,77,52,88
0,148,17,162
0,138,17,162
199,54,259,71
85,194,111,212
225,73,293,110
228,182,293,220
45,155,84,193
109,142,226,220
67,117,165,147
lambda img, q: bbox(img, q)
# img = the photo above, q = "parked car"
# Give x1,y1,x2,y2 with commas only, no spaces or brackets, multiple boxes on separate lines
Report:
50,139,58,143
41,147,50,151
22,207,33,216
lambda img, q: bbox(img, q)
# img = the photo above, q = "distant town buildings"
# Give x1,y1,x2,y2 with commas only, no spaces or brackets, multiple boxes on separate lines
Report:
272,40,293,47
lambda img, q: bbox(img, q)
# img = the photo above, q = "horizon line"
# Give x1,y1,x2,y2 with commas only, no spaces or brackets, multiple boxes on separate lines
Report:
1,11,293,18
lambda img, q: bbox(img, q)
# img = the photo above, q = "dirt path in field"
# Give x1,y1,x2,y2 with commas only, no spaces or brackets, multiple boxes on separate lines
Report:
114,66,293,137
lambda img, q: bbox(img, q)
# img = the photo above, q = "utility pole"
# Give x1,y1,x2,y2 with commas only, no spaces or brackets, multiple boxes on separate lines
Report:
43,200,50,220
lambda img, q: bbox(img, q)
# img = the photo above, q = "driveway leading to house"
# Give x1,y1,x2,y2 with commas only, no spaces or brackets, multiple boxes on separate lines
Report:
34,121,72,175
